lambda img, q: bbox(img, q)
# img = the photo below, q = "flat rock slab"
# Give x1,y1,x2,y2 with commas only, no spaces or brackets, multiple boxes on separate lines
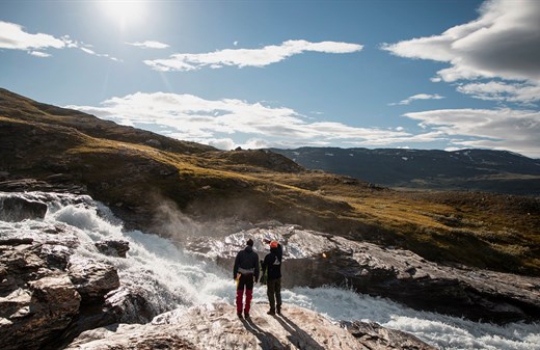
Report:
66,303,436,350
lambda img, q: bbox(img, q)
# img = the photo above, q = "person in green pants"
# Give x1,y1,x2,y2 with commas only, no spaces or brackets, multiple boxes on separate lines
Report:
261,240,283,315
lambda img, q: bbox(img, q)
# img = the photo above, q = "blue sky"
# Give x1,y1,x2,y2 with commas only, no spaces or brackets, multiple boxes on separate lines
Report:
1,0,539,158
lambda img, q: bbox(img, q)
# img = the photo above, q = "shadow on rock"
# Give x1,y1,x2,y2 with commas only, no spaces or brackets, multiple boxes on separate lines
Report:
275,314,325,350
241,318,286,350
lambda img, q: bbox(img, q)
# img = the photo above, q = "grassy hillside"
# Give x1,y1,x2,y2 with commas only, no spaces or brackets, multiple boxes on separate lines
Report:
1,88,539,276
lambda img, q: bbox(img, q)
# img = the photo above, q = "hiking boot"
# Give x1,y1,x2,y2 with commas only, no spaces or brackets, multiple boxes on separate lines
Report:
244,312,250,319
267,309,275,315
237,313,243,319
277,307,281,315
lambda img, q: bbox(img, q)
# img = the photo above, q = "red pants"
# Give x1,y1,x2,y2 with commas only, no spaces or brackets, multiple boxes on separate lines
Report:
236,274,254,314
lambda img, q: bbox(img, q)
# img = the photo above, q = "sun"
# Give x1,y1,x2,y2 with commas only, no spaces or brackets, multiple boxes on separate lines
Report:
99,1,147,30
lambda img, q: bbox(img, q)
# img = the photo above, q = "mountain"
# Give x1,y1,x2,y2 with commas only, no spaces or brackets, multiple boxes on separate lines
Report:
1,87,539,277
271,147,540,196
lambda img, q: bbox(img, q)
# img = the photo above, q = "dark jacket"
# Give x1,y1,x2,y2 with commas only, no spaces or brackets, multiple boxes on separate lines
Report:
262,244,282,280
233,245,260,281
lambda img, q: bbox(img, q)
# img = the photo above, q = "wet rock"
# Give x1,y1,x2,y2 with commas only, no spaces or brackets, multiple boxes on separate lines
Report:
0,238,34,246
0,179,87,194
0,275,81,350
342,321,437,350
103,287,155,324
68,260,120,300
0,196,47,222
95,240,130,258
0,237,137,350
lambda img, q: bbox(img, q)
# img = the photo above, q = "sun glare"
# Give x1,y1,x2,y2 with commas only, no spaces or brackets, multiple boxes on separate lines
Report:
100,1,146,30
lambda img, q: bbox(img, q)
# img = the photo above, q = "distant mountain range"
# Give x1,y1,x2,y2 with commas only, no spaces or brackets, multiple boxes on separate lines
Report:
271,147,540,196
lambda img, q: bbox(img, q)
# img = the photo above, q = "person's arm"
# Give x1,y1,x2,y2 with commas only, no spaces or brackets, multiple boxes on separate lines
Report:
233,252,240,279
254,253,260,282
277,244,283,261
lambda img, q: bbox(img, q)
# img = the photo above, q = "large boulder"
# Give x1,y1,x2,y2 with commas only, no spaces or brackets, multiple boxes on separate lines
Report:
68,260,120,300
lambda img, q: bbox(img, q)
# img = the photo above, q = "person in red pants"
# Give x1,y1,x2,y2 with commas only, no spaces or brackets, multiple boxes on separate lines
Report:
233,238,259,319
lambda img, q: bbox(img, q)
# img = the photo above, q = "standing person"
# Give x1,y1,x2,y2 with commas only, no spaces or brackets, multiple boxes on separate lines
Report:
233,238,259,319
261,240,282,315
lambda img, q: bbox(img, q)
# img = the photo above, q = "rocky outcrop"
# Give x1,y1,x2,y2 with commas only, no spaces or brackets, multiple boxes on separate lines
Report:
68,260,121,300
0,179,87,194
0,227,124,350
0,195,48,221
94,240,130,258
65,302,436,350
187,225,540,324
342,321,437,350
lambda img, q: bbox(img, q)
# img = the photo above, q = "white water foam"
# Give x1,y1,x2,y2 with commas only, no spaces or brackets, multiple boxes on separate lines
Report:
1,192,539,350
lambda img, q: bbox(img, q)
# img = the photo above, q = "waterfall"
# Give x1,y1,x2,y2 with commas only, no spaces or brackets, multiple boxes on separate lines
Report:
1,191,539,350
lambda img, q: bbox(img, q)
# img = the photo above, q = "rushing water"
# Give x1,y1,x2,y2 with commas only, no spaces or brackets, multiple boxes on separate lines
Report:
1,192,539,350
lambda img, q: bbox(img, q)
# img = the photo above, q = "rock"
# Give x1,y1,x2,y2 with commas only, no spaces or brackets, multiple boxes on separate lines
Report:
66,302,435,350
95,240,130,258
145,139,162,148
0,179,87,194
103,287,155,324
342,321,437,350
0,275,81,350
0,195,47,221
68,260,120,300
0,238,34,246
0,237,137,350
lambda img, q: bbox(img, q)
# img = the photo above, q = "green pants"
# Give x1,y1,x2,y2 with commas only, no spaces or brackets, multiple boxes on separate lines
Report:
267,278,282,312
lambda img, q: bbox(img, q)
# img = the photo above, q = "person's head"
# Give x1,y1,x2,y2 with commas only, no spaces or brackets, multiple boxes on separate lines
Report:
270,240,278,249
246,239,254,247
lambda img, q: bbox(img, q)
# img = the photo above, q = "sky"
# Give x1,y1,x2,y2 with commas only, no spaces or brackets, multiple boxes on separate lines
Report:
1,0,539,158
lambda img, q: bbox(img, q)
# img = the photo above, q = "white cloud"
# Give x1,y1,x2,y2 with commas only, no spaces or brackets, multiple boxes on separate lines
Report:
404,108,540,158
0,20,119,61
382,0,540,83
207,138,237,150
382,0,540,105
127,40,169,49
457,81,540,104
79,45,120,61
144,40,363,72
66,91,410,149
66,91,540,158
390,93,444,106
0,21,66,51
28,51,51,58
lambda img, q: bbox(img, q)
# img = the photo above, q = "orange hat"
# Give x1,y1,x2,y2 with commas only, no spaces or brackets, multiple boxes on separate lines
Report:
270,240,278,248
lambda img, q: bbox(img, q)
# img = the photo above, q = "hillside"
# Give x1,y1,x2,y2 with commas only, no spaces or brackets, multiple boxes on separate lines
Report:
271,147,540,196
1,88,539,276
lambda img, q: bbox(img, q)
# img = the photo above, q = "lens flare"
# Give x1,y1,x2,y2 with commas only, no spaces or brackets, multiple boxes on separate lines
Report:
99,0,146,30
